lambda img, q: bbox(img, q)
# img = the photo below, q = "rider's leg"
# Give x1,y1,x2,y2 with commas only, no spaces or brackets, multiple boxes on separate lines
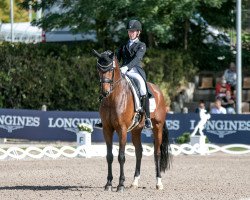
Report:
126,68,146,94
141,95,153,129
127,68,152,129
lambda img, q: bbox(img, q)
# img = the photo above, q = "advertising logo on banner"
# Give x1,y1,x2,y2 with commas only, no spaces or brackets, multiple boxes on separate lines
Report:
48,117,100,134
205,120,250,138
0,115,40,133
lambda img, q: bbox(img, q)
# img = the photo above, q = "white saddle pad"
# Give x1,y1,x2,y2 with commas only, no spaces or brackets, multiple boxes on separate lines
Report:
124,76,156,113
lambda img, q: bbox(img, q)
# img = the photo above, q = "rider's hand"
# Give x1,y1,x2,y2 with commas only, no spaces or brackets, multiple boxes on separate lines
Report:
120,66,128,74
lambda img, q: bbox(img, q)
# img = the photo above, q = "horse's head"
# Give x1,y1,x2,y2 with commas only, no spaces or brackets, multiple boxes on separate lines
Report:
93,49,121,98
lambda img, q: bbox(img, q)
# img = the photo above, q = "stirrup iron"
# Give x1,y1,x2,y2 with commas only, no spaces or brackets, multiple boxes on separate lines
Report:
144,118,153,129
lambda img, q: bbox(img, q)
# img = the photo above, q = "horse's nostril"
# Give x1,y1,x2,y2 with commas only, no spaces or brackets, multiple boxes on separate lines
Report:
103,91,110,97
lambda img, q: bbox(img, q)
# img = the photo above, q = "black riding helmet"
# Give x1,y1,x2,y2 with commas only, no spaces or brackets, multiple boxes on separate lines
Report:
127,20,142,31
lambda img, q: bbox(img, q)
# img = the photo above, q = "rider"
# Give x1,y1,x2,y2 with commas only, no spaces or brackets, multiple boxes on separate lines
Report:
95,19,152,129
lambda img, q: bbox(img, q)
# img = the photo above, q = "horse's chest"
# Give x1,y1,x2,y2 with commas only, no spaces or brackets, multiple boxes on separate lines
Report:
101,101,125,119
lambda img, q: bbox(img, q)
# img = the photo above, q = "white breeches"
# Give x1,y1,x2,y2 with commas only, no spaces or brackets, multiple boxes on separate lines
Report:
126,67,147,96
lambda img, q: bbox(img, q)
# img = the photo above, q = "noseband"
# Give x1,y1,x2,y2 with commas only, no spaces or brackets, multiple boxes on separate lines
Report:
97,59,122,99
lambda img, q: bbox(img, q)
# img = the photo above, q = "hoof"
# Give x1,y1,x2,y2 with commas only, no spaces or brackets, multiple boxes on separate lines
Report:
117,185,125,192
130,184,138,189
104,185,112,191
156,184,163,190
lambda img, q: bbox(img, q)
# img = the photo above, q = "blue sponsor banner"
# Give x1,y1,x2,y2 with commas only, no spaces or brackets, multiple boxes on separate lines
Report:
166,113,250,144
0,108,249,144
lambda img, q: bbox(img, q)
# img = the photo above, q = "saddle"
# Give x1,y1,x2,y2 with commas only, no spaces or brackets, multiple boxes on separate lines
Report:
124,75,156,131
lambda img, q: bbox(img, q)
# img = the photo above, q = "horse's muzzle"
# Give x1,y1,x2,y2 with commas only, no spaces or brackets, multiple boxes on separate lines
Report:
102,91,110,97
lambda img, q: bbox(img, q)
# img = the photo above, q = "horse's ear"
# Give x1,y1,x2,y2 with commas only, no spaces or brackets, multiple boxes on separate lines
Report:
92,49,101,58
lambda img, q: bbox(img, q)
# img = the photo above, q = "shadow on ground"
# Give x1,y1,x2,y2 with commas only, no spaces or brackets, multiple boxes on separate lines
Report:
0,185,103,191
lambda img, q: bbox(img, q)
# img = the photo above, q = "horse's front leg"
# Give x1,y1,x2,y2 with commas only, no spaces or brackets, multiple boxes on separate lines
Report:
117,132,127,192
105,143,113,191
103,129,114,191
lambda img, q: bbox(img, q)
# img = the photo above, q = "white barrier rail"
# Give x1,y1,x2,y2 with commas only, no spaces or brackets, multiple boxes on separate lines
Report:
170,144,250,155
0,144,250,160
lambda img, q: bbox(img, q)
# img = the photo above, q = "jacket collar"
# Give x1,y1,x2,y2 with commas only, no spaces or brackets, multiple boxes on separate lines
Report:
129,38,139,45
126,38,139,52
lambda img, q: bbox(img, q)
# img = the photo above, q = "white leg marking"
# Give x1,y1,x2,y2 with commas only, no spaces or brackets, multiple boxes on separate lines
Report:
131,176,140,188
156,177,163,190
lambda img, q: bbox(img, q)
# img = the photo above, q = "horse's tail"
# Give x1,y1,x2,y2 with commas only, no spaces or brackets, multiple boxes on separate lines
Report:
160,121,172,172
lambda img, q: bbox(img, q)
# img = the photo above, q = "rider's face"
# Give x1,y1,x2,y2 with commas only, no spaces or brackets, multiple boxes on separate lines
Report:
128,30,140,40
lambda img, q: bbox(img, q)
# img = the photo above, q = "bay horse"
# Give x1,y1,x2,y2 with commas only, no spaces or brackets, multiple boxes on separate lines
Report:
93,50,171,192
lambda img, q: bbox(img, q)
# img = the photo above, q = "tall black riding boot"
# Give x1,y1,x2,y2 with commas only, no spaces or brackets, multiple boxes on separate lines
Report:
141,95,153,129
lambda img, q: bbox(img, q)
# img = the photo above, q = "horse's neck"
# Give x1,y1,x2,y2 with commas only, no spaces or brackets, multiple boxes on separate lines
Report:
105,62,132,103
109,77,130,103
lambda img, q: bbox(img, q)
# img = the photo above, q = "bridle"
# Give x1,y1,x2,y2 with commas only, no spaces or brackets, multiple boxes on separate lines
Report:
97,58,122,99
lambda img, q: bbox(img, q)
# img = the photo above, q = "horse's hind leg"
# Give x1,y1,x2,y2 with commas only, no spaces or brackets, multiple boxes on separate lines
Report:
130,129,143,189
153,121,171,190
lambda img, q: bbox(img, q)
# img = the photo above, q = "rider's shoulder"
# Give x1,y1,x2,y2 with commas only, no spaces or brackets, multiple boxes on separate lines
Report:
136,40,146,48
137,40,146,45
136,41,146,50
